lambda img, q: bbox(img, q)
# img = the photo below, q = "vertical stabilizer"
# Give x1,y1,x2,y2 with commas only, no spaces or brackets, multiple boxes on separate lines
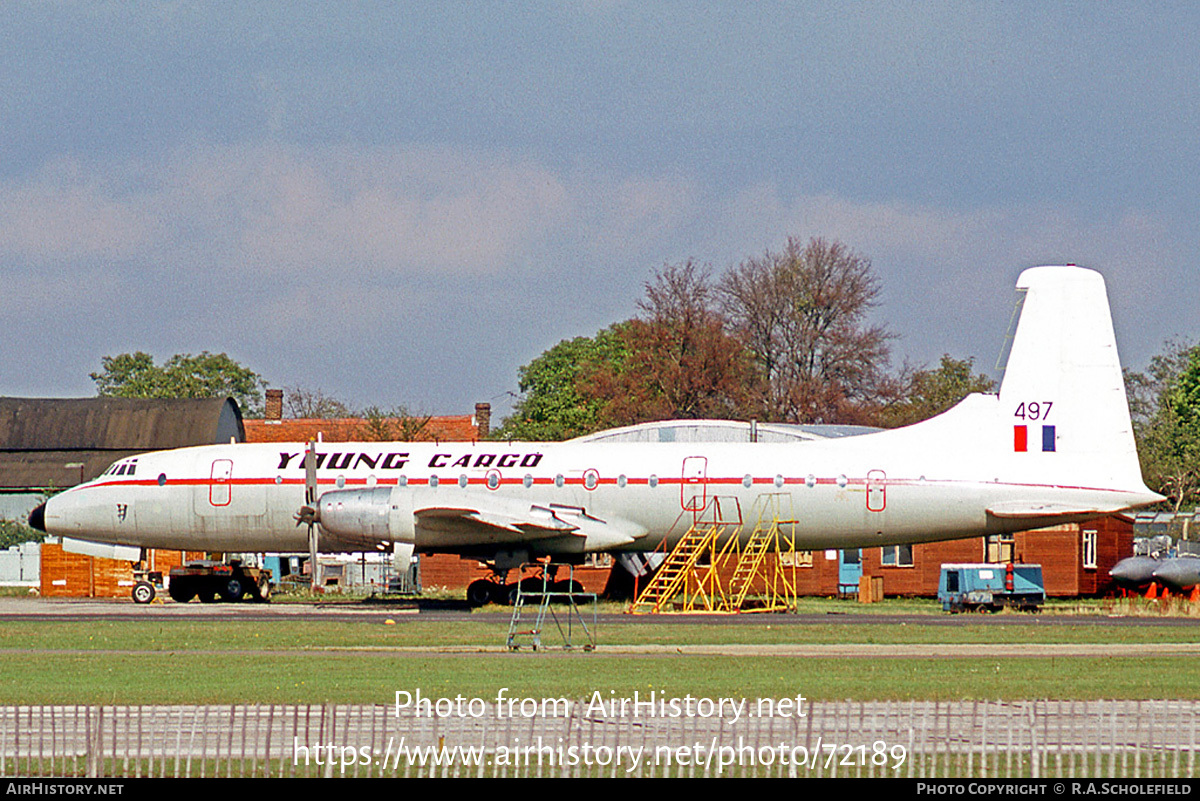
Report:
997,266,1149,493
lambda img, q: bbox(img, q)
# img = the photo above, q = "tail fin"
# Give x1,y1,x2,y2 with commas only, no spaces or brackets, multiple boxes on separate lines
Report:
996,266,1152,495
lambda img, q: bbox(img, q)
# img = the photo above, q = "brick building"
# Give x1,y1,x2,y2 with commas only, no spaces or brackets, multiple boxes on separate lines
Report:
778,516,1132,598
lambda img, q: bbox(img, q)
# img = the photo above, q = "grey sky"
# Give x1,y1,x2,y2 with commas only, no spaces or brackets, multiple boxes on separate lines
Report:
2,2,1196,418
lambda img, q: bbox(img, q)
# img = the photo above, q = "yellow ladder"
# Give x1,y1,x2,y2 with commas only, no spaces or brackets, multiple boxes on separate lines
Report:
725,521,776,610
629,523,724,614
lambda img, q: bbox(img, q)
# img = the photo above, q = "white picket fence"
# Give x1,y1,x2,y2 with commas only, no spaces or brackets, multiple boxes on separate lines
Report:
0,700,1196,778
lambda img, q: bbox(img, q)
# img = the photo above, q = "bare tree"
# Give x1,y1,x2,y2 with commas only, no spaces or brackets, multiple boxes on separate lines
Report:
357,406,434,441
721,237,896,424
283,386,353,419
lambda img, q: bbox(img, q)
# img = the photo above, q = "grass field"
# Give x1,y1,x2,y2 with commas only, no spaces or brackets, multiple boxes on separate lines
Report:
8,651,1200,705
5,599,1199,705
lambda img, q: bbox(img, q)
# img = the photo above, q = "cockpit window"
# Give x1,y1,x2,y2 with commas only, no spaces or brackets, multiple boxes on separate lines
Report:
109,459,137,476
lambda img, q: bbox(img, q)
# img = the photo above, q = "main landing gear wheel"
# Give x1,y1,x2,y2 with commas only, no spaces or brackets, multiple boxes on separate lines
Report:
220,577,245,603
168,581,195,603
131,581,156,604
466,579,495,608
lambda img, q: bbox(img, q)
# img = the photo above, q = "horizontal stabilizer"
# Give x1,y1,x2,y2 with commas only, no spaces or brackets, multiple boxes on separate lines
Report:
986,501,1132,519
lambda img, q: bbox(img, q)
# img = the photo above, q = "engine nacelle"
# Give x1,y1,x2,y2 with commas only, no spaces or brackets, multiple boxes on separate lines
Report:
317,486,414,546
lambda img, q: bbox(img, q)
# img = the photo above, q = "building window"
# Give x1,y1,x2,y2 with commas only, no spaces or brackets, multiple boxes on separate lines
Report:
1082,529,1098,569
881,544,913,567
986,534,1014,563
779,550,814,568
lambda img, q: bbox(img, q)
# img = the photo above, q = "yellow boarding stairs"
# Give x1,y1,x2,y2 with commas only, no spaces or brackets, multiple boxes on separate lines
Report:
629,495,800,614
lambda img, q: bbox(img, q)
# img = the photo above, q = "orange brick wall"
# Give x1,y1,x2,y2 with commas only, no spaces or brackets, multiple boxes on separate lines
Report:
865,538,985,596
418,553,610,595
40,544,190,599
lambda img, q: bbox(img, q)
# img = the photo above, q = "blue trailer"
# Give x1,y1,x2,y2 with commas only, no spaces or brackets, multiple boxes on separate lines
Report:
938,563,1044,613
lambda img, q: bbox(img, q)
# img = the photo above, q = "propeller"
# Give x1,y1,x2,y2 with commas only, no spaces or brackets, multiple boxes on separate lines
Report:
293,440,322,592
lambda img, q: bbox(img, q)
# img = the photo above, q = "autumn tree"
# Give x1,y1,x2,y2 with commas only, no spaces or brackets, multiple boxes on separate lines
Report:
721,237,897,424
91,351,266,417
1126,340,1200,512
879,355,997,428
499,238,909,437
585,261,764,427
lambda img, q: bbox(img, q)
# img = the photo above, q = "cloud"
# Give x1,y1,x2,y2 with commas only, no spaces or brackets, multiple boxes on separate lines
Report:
0,144,579,278
0,142,721,291
0,158,157,262
226,146,576,276
2,144,1179,293
721,183,1175,284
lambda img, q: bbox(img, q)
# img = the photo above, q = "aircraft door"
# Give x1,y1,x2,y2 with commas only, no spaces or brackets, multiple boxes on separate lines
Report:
681,456,708,512
866,470,886,512
209,459,233,507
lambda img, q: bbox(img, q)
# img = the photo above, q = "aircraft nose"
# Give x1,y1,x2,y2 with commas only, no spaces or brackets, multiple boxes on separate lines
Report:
28,502,46,532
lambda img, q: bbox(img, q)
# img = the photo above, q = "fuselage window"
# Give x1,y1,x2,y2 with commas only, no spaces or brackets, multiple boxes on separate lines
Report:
523,474,533,488
774,474,784,488
158,473,167,487
806,474,816,488
649,474,658,488
618,474,627,488
399,475,408,487
429,475,439,488
458,475,468,488
554,474,565,488
742,474,752,488
836,474,848,488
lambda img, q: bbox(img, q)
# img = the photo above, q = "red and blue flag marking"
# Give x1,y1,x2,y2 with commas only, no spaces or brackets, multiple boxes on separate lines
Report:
1014,425,1056,452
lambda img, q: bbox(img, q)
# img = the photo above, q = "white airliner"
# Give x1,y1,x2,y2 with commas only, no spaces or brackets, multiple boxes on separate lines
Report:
31,266,1163,603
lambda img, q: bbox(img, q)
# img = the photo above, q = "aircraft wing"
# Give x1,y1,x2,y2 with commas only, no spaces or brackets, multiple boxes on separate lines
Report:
414,499,645,550
415,504,576,540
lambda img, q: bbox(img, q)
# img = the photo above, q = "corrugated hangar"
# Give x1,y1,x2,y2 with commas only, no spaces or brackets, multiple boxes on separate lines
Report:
0,397,244,598
0,397,243,521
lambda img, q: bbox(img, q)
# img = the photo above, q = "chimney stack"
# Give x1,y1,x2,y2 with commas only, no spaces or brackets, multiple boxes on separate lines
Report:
475,402,491,439
265,389,283,420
